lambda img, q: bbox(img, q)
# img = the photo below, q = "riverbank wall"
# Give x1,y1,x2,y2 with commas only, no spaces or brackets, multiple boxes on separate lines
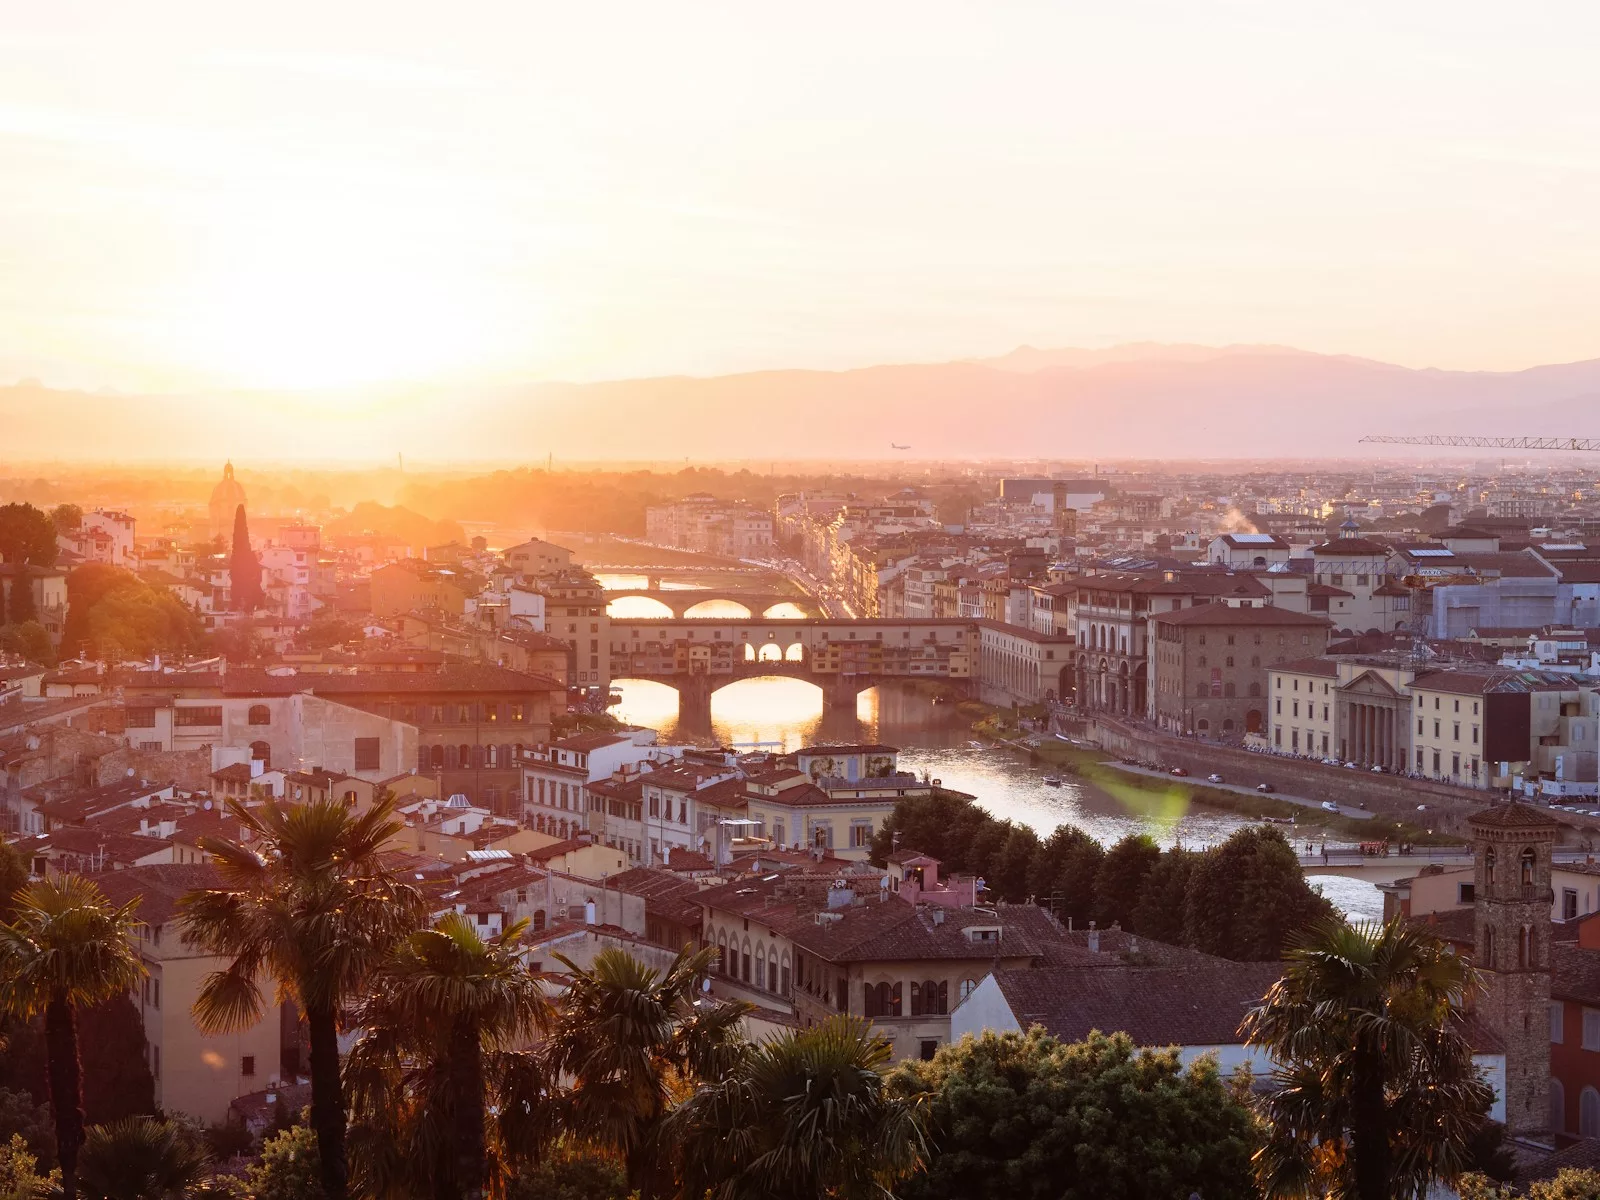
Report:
1077,714,1518,842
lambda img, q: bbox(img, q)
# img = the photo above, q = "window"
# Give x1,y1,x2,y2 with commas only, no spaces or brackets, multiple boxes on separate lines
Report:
1225,656,1234,668
1564,889,1579,921
354,738,380,771
247,704,271,725
1453,723,1460,742
1523,848,1536,886
174,706,223,727
959,978,978,1002
1584,1087,1600,1138
126,708,157,728
919,1039,939,1062
1582,1008,1600,1051
1552,1003,1566,1045
242,1055,256,1077
1458,882,1475,904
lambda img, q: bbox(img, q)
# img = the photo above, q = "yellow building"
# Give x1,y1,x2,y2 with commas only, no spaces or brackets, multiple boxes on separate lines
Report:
1267,657,1340,758
98,865,285,1123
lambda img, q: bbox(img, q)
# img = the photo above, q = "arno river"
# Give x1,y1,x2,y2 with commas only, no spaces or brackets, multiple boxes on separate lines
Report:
601,583,1382,923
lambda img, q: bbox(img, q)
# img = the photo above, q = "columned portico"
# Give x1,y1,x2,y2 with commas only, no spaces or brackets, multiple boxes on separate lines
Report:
1338,672,1408,771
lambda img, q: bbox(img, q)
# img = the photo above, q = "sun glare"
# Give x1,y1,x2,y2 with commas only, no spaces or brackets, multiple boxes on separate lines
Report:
172,189,520,390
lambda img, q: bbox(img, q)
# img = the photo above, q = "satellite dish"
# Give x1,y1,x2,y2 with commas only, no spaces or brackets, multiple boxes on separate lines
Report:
203,799,213,811
701,978,711,994
126,767,136,778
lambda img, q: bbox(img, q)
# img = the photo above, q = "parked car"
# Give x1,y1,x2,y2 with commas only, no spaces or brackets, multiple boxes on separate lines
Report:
1169,767,1189,777
1256,782,1275,793
1206,773,1225,784
1320,801,1340,813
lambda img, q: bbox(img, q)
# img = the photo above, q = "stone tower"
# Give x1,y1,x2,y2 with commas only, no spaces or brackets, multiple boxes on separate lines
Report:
1471,800,1558,1136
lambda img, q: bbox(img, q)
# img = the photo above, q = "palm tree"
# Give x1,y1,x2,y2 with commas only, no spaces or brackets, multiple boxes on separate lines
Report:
345,913,550,1200
177,796,425,1200
76,1116,210,1200
0,876,145,1200
533,945,749,1197
667,1014,929,1200
1242,916,1494,1200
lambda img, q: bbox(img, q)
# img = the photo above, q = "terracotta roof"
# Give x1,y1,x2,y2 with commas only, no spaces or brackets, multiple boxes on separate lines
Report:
1553,943,1600,1005
607,866,706,926
1150,605,1331,628
1272,657,1340,677
1518,1135,1600,1189
1469,801,1562,832
1414,906,1477,947
1309,538,1392,556
525,837,594,862
93,863,222,925
554,731,636,752
22,826,174,863
116,664,563,697
987,962,1284,1046
1412,668,1586,696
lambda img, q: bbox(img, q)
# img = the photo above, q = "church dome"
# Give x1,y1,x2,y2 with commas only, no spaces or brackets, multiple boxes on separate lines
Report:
208,461,247,539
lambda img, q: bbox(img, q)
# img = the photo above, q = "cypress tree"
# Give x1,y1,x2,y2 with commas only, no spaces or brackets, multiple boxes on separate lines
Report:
7,572,37,625
230,505,264,613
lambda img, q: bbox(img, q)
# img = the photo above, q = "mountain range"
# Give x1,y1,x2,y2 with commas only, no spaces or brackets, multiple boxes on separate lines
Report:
6,343,1600,463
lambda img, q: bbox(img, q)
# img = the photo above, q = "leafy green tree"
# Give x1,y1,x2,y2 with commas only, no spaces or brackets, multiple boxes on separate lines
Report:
228,507,263,615
1242,917,1492,1200
247,1124,326,1200
0,1132,57,1200
1092,833,1160,930
0,622,53,668
0,847,26,924
49,506,82,535
669,1015,928,1200
1184,825,1335,961
0,1091,53,1172
0,506,56,569
889,1027,1258,1200
1131,845,1198,942
61,566,203,661
0,877,145,1200
178,798,426,1200
0,995,155,1126
346,913,550,1200
1461,1169,1600,1199
76,1117,210,1200
530,946,749,1198
502,1142,628,1200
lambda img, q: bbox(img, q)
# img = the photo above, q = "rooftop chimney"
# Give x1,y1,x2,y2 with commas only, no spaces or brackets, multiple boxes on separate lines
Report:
1087,921,1100,953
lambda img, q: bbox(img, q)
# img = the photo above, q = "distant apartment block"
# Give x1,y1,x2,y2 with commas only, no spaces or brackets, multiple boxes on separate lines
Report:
645,494,773,557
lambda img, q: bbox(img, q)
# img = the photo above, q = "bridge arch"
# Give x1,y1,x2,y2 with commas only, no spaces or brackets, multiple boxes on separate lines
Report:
683,597,753,619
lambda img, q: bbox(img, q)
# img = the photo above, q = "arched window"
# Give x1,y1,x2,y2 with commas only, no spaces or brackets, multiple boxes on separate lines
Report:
1223,719,1236,733
1197,719,1210,733
416,744,430,772
741,940,752,983
459,744,471,768
431,744,445,770
780,953,791,995
909,981,922,1016
889,981,902,1017
1522,848,1536,886
250,740,271,769
1582,1087,1600,1138
756,944,766,991
472,744,485,769
768,944,779,992
1484,926,1495,969
1248,682,1261,697
247,704,271,725
1552,1078,1567,1133
1521,924,1533,969
445,745,459,770
486,744,499,768
717,931,728,975
342,789,357,807
533,909,546,932
1485,848,1496,886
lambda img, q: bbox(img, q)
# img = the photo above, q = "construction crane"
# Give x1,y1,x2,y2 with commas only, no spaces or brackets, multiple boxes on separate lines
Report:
1362,434,1600,452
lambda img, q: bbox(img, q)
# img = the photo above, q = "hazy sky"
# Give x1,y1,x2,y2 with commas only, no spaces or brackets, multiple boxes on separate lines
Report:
5,1,1600,392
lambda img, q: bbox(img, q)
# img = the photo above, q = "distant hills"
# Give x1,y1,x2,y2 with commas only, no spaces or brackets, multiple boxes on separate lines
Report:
6,344,1600,462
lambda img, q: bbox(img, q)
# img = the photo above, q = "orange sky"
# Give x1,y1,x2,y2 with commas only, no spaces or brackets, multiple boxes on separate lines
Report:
4,2,1600,393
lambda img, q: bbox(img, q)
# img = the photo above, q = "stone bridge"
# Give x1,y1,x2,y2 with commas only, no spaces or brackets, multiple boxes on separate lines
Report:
606,616,978,731
1299,847,1588,885
603,588,818,618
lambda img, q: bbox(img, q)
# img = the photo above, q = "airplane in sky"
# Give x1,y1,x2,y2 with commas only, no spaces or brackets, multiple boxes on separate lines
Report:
891,443,911,450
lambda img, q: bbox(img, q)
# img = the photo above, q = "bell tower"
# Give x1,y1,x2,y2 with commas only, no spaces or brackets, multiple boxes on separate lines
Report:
1471,801,1558,1136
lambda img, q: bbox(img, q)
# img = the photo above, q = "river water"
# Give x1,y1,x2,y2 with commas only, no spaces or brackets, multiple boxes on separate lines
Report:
607,673,1382,920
